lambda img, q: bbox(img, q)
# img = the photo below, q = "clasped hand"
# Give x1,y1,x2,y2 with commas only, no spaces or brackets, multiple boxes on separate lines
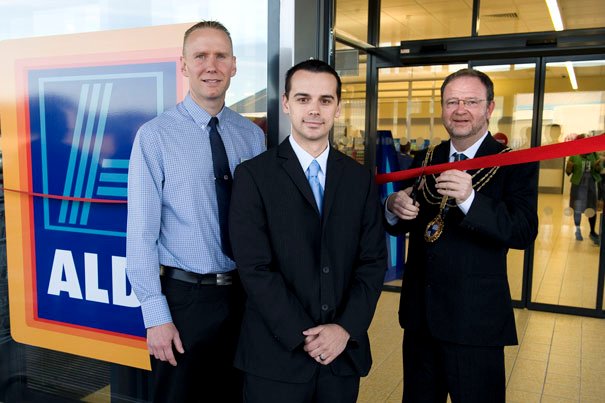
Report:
302,324,350,365
435,169,472,203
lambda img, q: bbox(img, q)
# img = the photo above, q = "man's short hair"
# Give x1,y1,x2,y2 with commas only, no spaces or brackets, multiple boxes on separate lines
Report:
284,59,342,101
440,68,494,103
183,20,233,53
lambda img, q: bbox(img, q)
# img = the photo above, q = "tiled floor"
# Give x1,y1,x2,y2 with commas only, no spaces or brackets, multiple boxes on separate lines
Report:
531,193,602,309
82,193,604,402
358,291,605,403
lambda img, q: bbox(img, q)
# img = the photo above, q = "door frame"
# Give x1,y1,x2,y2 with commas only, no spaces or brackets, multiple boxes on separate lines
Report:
357,32,605,317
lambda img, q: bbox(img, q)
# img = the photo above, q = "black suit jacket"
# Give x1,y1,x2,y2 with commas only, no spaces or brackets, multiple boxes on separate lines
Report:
386,134,538,346
229,138,387,383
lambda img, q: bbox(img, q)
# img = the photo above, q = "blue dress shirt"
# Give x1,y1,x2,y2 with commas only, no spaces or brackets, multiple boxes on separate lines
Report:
126,94,266,328
288,135,329,189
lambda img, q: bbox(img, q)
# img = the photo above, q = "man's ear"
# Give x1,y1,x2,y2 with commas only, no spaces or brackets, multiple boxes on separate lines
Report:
231,56,237,77
180,55,189,77
281,93,290,114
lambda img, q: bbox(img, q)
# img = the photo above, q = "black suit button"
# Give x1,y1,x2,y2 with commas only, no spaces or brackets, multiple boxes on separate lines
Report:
322,266,330,274
321,304,329,311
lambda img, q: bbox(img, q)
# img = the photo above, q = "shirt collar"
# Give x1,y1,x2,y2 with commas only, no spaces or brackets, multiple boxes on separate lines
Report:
182,93,228,128
288,135,330,174
449,131,489,160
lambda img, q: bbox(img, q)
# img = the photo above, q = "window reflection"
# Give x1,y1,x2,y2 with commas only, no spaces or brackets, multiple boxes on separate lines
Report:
0,1,268,131
532,58,605,308
0,1,268,401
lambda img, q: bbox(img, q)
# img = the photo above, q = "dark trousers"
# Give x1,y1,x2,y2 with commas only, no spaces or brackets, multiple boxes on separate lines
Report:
574,211,597,233
243,365,359,403
151,275,244,403
402,330,505,403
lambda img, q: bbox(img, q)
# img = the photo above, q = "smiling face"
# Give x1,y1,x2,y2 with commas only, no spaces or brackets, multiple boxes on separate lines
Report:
282,70,341,155
441,75,495,149
180,27,236,114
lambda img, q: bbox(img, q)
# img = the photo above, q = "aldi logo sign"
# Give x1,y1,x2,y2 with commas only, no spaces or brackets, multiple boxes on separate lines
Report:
29,63,178,336
3,42,182,369
31,67,173,236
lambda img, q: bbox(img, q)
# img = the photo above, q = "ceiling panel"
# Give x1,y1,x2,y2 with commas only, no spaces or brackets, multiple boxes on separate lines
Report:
337,0,605,45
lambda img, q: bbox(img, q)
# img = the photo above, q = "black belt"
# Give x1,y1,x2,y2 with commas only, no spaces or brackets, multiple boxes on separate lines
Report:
160,265,235,286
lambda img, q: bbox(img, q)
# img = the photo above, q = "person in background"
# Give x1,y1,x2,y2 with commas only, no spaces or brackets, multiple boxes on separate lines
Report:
384,68,538,403
599,150,605,208
492,132,508,146
397,141,414,171
229,59,387,403
566,138,601,244
126,20,265,402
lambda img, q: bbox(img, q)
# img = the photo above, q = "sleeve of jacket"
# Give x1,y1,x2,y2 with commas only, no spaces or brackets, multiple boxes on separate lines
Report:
383,153,424,237
462,161,539,249
335,171,388,340
229,163,316,351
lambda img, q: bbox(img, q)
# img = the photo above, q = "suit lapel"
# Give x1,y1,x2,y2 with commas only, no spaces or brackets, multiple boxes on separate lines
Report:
322,148,345,220
432,140,451,164
475,132,502,158
278,138,321,216
469,132,503,174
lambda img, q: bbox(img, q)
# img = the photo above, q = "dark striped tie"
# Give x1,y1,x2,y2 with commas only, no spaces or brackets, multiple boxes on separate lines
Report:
453,152,467,162
208,117,233,259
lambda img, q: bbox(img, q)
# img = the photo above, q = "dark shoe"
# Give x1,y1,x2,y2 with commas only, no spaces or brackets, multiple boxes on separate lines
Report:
590,232,599,245
575,229,583,241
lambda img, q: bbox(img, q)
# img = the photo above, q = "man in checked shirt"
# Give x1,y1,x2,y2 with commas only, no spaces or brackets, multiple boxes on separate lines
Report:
126,21,265,402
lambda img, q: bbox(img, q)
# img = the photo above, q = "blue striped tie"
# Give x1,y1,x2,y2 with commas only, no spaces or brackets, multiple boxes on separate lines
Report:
307,160,323,215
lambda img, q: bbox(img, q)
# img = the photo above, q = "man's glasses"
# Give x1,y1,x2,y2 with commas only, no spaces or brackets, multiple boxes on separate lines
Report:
443,98,486,110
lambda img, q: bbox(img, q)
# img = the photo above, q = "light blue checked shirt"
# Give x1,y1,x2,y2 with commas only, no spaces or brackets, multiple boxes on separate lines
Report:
126,94,266,328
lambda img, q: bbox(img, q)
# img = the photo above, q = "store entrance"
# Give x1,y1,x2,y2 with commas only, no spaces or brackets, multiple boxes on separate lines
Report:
336,53,605,317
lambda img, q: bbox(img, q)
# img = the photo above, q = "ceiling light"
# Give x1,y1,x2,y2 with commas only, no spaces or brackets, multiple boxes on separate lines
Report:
545,0,564,31
475,65,511,72
513,63,535,70
565,61,578,90
545,2,577,89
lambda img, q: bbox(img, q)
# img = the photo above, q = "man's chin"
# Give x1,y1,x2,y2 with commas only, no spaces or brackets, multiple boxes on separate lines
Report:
449,131,474,139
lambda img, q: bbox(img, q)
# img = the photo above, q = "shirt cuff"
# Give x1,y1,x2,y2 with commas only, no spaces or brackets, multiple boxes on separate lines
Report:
457,189,475,215
384,196,399,225
140,295,173,329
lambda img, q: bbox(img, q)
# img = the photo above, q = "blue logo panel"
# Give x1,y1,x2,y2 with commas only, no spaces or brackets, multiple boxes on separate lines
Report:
29,63,176,337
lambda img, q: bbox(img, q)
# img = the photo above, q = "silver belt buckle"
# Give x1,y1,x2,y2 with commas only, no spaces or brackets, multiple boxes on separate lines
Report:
216,273,233,285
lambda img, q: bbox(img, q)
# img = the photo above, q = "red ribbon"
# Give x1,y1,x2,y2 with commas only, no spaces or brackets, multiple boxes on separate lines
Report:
2,134,604,202
375,134,605,185
1,187,127,204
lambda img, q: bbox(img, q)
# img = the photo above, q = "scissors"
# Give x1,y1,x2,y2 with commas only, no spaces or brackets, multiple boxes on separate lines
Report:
409,167,425,204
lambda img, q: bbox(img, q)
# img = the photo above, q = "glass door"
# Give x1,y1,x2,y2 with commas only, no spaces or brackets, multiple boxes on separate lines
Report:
530,56,605,314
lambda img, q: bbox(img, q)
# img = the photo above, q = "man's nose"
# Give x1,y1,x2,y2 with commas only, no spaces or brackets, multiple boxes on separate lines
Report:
308,100,320,114
204,56,218,71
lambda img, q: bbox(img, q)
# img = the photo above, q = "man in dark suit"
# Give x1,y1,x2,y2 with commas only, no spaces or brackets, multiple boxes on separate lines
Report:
229,59,387,402
384,69,538,403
